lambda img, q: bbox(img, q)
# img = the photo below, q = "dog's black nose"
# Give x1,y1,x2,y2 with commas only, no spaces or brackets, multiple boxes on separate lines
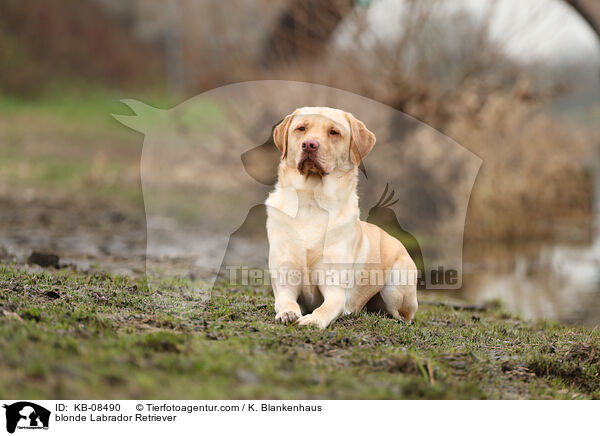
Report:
302,139,320,152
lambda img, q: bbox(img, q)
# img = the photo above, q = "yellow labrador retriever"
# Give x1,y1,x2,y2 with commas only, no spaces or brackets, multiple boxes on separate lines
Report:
266,107,418,329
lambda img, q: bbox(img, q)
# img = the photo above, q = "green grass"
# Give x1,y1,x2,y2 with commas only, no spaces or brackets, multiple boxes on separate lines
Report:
0,86,175,129
0,264,599,399
0,144,141,204
0,85,224,132
0,89,226,205
0,88,146,203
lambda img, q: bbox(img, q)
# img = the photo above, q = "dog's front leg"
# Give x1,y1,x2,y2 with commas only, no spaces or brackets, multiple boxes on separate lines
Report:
273,283,302,324
296,286,345,329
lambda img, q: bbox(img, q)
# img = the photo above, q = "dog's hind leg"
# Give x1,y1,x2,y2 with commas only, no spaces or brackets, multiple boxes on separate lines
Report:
378,283,418,323
376,263,418,323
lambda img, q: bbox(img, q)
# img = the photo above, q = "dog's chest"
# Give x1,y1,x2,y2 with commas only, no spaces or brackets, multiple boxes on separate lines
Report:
267,189,330,245
266,186,359,268
295,200,329,241
284,201,329,248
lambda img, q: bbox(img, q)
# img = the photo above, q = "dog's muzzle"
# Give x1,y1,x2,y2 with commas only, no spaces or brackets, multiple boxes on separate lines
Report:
297,152,326,175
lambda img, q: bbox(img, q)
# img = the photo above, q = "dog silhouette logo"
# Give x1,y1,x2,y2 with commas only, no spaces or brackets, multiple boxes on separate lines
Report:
3,402,50,434
114,80,481,291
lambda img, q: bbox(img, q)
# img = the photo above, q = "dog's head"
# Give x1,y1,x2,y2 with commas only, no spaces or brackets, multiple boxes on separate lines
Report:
273,107,375,177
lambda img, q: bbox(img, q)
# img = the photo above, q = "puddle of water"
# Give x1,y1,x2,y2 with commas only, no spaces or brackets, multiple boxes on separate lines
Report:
457,240,600,326
456,159,600,327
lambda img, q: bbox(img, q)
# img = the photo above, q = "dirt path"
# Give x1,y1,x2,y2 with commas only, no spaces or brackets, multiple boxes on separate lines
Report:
0,189,147,275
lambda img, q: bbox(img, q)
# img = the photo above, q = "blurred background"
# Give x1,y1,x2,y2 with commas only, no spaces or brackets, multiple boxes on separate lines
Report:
1,0,599,325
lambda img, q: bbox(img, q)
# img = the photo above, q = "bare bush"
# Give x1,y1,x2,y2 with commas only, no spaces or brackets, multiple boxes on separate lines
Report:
449,85,594,241
154,0,598,242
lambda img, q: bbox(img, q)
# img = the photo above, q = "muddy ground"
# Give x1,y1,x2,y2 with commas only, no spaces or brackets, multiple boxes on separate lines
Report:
0,189,147,275
1,263,599,399
0,186,599,399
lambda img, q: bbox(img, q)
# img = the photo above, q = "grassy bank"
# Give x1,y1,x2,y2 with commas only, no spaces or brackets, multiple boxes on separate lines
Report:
0,264,598,399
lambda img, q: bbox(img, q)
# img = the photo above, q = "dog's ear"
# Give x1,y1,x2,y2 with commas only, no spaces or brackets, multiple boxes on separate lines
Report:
346,112,376,166
273,111,296,160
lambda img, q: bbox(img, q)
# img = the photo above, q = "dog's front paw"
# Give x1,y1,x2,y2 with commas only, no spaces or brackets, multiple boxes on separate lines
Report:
276,311,300,325
295,314,329,329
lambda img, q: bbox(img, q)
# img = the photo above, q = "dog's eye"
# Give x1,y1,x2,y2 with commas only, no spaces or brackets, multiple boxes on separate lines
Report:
296,126,305,131
329,129,339,135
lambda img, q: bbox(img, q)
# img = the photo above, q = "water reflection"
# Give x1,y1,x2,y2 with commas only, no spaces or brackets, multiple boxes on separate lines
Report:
456,163,600,327
457,240,600,326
